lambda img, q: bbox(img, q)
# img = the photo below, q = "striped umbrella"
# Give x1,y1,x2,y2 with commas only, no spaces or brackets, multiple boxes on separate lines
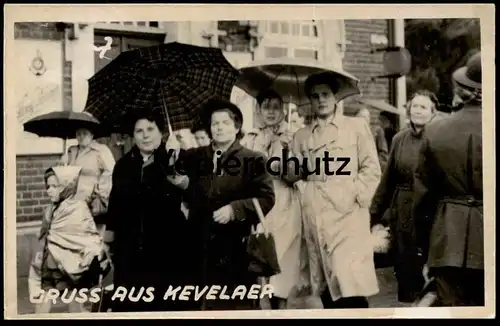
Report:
84,42,240,132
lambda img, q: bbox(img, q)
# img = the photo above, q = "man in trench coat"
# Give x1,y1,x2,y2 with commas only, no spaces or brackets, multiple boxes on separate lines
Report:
412,51,484,307
284,72,381,309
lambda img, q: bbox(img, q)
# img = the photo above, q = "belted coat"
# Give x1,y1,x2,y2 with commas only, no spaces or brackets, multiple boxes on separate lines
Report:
412,105,483,270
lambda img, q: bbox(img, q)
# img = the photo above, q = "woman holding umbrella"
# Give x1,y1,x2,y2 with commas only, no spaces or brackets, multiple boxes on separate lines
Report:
240,89,302,309
168,98,276,311
102,109,199,312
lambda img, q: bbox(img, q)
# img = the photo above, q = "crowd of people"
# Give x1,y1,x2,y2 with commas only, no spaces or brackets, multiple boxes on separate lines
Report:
28,51,484,313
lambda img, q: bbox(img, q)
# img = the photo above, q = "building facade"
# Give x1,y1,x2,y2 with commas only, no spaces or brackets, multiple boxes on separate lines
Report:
14,20,404,278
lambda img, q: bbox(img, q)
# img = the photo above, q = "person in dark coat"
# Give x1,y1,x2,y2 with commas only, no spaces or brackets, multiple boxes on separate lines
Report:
167,98,276,311
103,109,198,312
412,52,484,307
370,89,440,303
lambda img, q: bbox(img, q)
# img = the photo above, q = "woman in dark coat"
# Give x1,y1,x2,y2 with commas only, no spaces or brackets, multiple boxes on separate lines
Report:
370,89,441,304
103,110,198,312
170,98,276,311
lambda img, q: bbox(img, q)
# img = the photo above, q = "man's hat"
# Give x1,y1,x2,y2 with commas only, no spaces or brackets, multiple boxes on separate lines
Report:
200,98,244,130
452,51,482,90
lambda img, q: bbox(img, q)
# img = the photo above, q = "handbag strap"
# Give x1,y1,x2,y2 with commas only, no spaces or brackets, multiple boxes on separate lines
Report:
251,198,269,236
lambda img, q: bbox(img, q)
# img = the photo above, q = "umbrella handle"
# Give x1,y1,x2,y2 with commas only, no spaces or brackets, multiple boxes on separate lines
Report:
160,86,174,135
251,198,269,236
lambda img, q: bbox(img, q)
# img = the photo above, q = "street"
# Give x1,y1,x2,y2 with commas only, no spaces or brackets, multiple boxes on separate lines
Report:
16,267,402,314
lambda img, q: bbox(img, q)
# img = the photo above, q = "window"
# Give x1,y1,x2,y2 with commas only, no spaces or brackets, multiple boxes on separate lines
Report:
270,21,279,34
301,24,311,37
292,23,300,36
280,22,289,34
265,46,288,58
294,49,318,60
217,21,253,53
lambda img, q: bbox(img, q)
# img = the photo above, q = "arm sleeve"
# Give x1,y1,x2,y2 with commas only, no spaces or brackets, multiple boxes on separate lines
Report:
369,134,400,226
281,131,305,184
354,120,382,208
103,161,122,236
95,145,116,204
412,134,439,261
230,154,276,225
376,128,390,172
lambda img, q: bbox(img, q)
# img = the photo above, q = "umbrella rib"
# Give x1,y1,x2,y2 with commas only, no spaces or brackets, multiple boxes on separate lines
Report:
293,67,302,102
265,64,289,93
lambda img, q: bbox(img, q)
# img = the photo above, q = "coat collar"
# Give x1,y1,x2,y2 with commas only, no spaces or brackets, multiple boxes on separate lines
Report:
129,142,166,163
74,140,102,157
207,139,243,159
311,110,344,133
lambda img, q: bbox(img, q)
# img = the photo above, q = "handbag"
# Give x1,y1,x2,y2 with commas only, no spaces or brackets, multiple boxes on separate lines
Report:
245,198,281,278
90,188,108,217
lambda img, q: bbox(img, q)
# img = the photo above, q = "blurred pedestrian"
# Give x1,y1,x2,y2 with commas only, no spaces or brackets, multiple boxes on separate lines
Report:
370,89,440,303
413,52,484,307
284,72,381,309
191,124,212,147
241,89,302,309
356,108,389,172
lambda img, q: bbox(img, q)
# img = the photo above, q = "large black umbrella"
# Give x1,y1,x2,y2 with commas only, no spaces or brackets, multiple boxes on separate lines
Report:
236,57,360,106
84,42,240,133
23,111,108,139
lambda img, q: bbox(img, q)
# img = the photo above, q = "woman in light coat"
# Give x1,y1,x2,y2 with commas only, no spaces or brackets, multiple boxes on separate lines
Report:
66,125,115,235
283,72,381,308
240,89,303,309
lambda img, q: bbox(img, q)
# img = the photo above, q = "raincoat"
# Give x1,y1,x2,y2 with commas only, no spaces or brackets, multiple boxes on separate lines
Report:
29,165,105,298
68,140,115,223
285,112,381,301
241,120,303,299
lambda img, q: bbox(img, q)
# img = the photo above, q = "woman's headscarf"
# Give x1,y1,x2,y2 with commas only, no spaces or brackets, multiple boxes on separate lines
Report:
45,165,82,203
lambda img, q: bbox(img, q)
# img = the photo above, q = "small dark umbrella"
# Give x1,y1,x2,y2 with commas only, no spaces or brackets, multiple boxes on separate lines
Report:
24,111,109,160
23,111,108,139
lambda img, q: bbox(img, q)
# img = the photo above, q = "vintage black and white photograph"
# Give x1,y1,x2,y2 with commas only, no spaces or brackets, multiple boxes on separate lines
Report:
4,4,495,319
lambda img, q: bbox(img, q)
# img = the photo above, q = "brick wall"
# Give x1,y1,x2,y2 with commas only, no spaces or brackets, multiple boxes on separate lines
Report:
15,23,72,224
342,20,391,122
16,155,61,223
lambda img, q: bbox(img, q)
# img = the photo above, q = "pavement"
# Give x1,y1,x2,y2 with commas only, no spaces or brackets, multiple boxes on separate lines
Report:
16,267,402,315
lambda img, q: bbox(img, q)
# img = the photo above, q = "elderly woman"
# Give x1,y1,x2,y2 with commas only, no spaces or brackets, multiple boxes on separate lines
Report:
283,72,382,309
370,89,440,304
29,165,106,314
169,98,276,311
66,124,115,235
103,110,198,312
240,89,302,309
